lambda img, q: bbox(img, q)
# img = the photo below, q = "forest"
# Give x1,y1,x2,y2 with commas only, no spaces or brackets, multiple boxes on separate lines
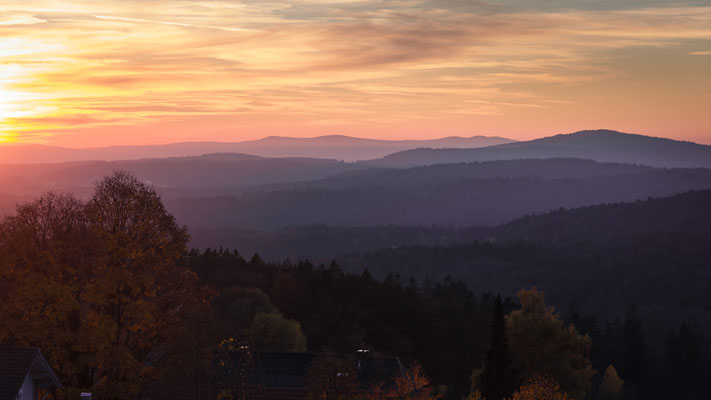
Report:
1,171,710,400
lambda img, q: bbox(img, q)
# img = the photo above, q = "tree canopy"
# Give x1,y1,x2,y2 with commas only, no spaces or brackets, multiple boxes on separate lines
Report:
0,172,213,399
507,288,593,400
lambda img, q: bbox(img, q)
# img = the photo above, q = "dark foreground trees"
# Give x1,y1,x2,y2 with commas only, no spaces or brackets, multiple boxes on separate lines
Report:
0,171,213,399
471,294,519,400
507,288,593,400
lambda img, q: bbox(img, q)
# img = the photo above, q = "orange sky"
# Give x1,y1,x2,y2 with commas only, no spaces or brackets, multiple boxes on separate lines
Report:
1,1,710,146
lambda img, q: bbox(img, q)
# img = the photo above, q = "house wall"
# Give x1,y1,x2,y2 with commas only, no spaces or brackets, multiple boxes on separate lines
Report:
17,373,35,400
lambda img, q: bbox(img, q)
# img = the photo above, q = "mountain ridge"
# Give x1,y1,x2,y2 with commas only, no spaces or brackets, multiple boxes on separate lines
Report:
367,129,711,168
0,134,515,164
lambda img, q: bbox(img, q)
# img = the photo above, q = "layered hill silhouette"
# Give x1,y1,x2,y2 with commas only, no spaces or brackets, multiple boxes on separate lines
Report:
490,188,711,244
367,130,711,168
187,180,711,260
0,134,513,164
270,158,660,191
173,158,711,230
0,153,364,200
334,190,711,328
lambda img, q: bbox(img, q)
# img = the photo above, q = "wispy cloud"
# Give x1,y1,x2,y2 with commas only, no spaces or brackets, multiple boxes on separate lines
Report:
93,15,256,32
0,1,710,145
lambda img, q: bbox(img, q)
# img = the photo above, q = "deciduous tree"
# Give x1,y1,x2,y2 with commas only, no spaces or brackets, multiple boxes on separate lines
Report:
0,172,214,399
512,375,569,400
507,288,593,400
596,365,623,400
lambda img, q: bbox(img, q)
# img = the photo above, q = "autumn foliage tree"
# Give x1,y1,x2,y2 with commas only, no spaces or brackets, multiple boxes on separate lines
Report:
595,365,623,400
390,363,442,400
512,375,569,400
507,288,593,400
306,350,359,400
0,171,214,399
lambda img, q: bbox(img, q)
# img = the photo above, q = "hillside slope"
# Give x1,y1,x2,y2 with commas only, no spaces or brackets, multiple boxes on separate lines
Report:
172,159,711,229
368,130,711,168
0,134,514,164
336,190,711,329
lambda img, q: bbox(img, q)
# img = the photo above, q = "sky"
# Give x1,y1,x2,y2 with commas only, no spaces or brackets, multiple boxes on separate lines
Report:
0,0,710,147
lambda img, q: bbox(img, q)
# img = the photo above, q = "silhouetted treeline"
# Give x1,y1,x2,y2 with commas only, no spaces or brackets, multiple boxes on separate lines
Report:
189,248,509,398
3,171,711,399
187,248,711,400
188,224,489,261
190,188,711,262
332,191,711,332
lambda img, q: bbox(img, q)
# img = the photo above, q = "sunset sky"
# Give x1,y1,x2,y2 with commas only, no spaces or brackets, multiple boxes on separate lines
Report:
1,0,710,147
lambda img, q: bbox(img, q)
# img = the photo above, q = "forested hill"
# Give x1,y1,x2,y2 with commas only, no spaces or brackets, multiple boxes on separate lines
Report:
0,153,364,200
335,190,711,333
266,158,659,191
188,190,711,262
492,189,711,244
173,161,711,229
367,130,711,168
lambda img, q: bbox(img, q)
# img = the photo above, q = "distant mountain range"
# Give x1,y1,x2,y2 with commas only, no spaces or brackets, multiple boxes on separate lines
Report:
171,158,711,230
187,180,711,260
3,129,711,228
0,153,364,199
0,135,514,164
3,130,709,169
367,130,711,168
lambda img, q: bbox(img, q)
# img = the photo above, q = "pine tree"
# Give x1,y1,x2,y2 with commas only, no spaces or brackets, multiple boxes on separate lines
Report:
477,294,520,400
619,306,647,396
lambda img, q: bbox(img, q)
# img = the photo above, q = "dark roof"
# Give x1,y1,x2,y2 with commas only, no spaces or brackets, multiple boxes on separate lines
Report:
219,351,404,390
253,352,315,388
355,353,406,389
0,348,62,400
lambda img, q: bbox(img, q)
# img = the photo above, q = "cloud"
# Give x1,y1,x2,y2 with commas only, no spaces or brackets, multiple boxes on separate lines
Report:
0,14,45,25
0,1,710,144
93,15,256,32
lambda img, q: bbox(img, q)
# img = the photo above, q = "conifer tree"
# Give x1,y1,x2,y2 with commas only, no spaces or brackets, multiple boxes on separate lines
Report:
476,294,520,400
619,306,647,396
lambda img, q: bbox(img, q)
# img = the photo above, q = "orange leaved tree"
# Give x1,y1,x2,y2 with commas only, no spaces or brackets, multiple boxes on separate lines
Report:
0,171,215,399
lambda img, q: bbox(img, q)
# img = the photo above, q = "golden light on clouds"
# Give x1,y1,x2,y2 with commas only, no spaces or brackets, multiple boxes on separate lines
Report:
0,0,710,146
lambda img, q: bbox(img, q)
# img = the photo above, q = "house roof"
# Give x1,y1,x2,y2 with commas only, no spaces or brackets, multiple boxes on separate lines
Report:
252,352,315,388
219,351,404,390
355,353,406,390
0,348,62,400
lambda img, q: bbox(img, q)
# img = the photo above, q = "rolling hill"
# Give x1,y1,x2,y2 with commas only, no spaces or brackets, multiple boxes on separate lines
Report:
367,130,711,168
0,134,514,164
173,158,711,230
0,153,365,201
334,190,711,330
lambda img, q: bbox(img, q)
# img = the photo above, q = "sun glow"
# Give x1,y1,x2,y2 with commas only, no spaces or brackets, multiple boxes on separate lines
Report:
0,86,25,143
0,66,42,143
0,1,710,146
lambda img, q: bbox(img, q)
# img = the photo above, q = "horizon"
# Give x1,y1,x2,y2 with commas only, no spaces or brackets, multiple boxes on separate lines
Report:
2,128,711,150
3,2,711,398
1,1,710,147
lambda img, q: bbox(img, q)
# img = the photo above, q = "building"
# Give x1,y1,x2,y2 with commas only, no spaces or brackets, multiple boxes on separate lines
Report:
214,351,407,400
0,348,62,400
